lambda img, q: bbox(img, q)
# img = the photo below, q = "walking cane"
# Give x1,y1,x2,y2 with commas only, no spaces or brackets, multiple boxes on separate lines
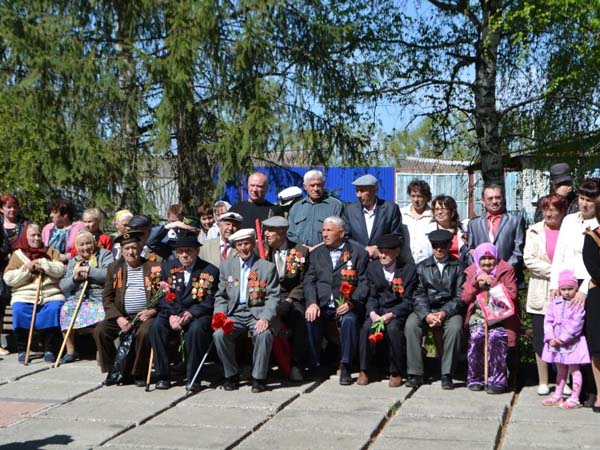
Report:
54,280,89,368
145,348,154,392
483,291,489,387
186,341,214,395
24,275,43,366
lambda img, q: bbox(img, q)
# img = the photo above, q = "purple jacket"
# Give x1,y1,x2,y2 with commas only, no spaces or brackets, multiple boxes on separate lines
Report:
542,296,590,365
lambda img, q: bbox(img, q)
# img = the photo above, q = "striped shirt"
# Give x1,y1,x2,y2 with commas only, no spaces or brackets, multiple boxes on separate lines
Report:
124,266,147,315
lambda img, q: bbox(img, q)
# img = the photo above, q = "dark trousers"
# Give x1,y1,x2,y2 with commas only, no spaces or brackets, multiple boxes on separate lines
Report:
359,317,406,375
277,300,307,367
306,307,358,368
150,314,212,381
93,317,153,378
15,327,61,353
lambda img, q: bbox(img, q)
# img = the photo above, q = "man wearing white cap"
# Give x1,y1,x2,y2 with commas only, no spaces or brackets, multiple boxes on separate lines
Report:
213,228,280,393
346,174,405,261
199,212,243,268
278,186,303,218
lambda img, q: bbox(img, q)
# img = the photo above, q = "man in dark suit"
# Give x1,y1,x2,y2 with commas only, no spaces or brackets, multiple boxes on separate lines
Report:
262,215,309,381
149,231,219,391
94,231,160,386
213,228,280,393
467,184,526,284
357,234,418,387
405,229,465,390
304,216,369,385
345,174,404,261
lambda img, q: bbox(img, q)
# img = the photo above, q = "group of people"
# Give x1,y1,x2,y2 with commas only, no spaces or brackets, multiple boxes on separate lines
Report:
0,164,598,414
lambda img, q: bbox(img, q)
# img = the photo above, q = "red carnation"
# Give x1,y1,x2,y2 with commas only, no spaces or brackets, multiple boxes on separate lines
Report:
340,281,354,300
211,311,227,330
368,331,384,343
165,292,176,302
222,319,234,336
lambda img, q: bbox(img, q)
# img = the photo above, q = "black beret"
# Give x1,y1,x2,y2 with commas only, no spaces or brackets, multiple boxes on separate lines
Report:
128,214,152,228
428,229,454,245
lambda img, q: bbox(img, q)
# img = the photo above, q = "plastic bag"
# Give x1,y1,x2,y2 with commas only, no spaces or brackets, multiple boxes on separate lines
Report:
476,283,515,326
104,328,137,386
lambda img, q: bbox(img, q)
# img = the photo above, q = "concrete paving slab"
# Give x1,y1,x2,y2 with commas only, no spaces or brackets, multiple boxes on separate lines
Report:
287,391,399,414
312,376,404,398
0,400,52,427
152,404,266,430
379,415,501,442
105,422,247,450
0,354,50,383
397,392,510,421
263,408,384,435
83,384,185,404
35,399,149,425
501,422,600,449
0,378,100,403
0,417,126,447
237,430,370,450
372,436,496,450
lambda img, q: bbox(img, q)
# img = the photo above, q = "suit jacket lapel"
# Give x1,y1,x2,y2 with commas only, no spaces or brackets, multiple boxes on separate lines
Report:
354,204,369,243
493,214,508,243
369,198,384,243
334,242,352,272
231,257,241,305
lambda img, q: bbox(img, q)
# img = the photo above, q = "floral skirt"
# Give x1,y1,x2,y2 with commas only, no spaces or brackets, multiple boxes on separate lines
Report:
60,296,105,331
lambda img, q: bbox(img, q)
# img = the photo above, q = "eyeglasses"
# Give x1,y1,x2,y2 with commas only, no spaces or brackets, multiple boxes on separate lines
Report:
434,206,449,212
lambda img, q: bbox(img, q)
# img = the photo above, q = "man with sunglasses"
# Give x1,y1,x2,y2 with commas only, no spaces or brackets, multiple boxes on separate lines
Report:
405,229,465,390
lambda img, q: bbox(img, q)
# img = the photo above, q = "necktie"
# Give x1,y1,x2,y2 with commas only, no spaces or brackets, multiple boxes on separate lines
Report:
276,250,285,278
221,244,228,260
240,263,249,304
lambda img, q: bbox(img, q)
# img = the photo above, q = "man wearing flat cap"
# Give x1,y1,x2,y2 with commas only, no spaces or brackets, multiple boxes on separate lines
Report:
263,215,309,381
304,216,369,385
149,231,219,391
213,228,280,393
533,162,579,222
405,229,465,390
357,234,418,387
94,231,160,385
199,212,243,268
345,174,407,262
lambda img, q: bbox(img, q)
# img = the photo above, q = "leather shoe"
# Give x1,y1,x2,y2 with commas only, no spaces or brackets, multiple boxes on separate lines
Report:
223,376,239,391
134,378,147,388
357,371,369,386
186,382,201,393
486,385,505,395
388,375,403,388
251,379,267,393
468,383,484,392
441,374,454,390
155,380,170,390
592,405,600,413
405,375,423,388
339,365,353,385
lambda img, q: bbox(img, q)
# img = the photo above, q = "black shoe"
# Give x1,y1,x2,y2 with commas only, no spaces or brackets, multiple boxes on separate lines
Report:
486,384,505,395
592,405,600,413
405,375,423,388
134,378,147,388
155,380,170,390
251,378,267,393
468,383,484,392
441,374,454,390
583,393,597,408
223,376,240,391
186,382,202,393
339,365,353,385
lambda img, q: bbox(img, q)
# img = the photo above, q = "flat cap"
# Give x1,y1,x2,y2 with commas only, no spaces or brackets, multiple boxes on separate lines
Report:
114,230,144,245
172,230,201,248
229,228,256,244
128,214,152,228
262,216,289,228
375,234,402,249
352,174,378,187
428,229,454,245
549,163,572,185
278,186,303,206
219,212,243,224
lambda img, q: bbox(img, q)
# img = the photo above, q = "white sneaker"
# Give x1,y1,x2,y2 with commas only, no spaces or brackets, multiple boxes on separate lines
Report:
289,366,304,382
0,347,9,356
562,384,572,397
537,384,550,395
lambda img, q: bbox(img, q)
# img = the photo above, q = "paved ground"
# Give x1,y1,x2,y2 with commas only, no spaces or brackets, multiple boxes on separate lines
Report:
0,353,598,449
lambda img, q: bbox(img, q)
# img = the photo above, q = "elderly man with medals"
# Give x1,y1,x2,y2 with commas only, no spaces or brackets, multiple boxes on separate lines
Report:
357,234,418,387
213,228,280,393
150,231,219,391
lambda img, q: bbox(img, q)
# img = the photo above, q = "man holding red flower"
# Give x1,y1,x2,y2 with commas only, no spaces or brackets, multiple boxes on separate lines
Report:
304,216,369,385
149,231,219,391
213,228,280,393
357,234,418,387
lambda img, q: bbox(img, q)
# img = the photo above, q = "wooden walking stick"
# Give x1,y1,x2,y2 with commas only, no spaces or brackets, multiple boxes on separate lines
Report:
145,348,154,392
24,275,43,366
483,291,489,387
54,280,89,368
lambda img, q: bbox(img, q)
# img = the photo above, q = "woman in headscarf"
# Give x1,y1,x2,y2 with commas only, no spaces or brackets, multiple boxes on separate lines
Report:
461,243,518,394
3,224,66,362
59,231,114,363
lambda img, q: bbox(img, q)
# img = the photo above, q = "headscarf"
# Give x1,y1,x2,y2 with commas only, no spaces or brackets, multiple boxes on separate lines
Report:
14,224,49,261
474,242,498,278
74,230,99,268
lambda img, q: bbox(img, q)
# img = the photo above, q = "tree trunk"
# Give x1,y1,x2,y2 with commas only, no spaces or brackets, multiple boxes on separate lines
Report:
473,1,504,188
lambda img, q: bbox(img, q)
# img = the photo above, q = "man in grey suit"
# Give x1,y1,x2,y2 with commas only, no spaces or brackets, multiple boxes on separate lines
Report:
345,174,410,262
199,212,242,268
213,228,280,393
466,184,526,285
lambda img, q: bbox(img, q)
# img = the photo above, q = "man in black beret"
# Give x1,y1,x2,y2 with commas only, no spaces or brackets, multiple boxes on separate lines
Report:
405,229,465,390
357,234,418,387
149,231,219,391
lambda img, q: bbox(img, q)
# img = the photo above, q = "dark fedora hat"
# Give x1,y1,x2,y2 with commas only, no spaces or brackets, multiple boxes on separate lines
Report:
172,230,201,248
